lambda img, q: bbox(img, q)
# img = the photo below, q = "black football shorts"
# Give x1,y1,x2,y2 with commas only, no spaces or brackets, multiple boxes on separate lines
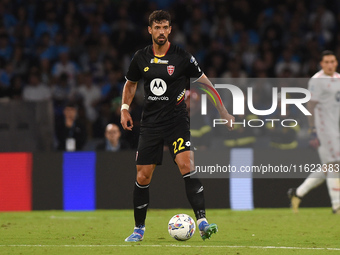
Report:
136,117,191,165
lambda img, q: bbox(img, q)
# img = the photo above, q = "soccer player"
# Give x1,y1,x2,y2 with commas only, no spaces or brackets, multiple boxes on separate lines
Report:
121,10,234,242
288,51,340,214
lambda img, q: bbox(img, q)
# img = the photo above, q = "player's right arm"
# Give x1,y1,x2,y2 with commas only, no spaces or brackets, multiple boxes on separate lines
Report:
121,80,138,131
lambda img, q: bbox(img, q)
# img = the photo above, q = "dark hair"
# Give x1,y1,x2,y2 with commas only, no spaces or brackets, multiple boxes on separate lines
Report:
148,10,171,26
321,50,336,61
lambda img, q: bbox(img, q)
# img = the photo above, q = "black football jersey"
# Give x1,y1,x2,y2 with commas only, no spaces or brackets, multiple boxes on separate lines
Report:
126,43,203,127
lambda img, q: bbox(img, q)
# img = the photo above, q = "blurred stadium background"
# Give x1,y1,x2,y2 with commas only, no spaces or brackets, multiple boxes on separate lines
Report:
0,0,337,211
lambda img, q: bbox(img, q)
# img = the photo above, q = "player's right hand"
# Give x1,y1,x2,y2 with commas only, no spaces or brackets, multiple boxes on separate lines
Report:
121,109,134,131
309,128,320,149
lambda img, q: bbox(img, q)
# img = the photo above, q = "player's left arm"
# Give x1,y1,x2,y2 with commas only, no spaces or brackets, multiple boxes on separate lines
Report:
196,74,235,131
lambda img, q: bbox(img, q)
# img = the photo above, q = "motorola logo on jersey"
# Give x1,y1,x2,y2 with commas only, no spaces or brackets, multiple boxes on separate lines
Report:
148,78,169,101
150,78,167,96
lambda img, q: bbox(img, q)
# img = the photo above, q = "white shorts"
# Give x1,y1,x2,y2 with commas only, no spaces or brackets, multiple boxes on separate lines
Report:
317,132,340,164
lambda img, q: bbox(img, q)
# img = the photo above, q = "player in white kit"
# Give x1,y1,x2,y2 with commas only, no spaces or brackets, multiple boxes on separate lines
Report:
288,51,340,214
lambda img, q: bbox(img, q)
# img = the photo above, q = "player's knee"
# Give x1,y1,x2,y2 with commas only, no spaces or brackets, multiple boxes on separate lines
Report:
137,172,152,185
177,161,191,174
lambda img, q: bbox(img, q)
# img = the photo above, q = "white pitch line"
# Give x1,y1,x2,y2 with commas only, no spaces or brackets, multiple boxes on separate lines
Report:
0,245,339,251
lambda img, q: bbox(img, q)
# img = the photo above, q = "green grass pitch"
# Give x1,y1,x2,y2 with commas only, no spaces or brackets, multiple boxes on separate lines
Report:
0,208,339,255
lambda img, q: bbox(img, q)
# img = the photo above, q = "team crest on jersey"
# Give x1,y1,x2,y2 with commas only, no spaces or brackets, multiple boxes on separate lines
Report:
167,65,175,76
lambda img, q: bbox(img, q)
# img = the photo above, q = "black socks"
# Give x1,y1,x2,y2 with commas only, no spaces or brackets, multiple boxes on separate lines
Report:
133,172,206,227
183,171,206,220
133,181,149,228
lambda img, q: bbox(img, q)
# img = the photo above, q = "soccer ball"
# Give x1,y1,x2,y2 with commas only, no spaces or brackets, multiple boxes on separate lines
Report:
168,214,196,241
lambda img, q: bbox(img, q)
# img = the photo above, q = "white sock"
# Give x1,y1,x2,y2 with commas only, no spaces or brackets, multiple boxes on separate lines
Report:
134,226,145,230
326,171,340,211
296,171,326,197
197,217,207,227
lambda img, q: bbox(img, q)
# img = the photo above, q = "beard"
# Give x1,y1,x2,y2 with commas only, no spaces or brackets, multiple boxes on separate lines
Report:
154,36,167,46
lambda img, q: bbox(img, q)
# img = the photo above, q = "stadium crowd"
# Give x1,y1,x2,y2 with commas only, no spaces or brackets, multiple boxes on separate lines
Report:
0,0,339,150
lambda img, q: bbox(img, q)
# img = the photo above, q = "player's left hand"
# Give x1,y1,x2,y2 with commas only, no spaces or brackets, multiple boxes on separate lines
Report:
219,109,235,131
